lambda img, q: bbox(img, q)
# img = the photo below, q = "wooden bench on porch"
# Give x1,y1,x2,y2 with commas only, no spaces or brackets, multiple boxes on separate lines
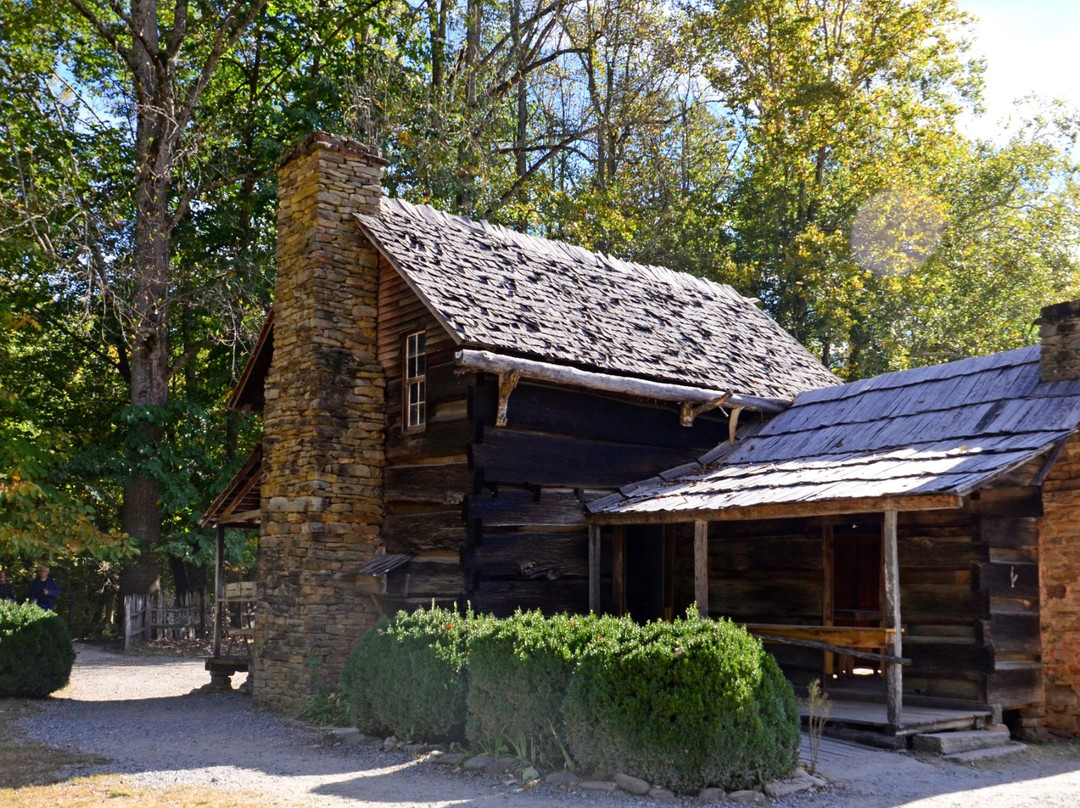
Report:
743,624,904,660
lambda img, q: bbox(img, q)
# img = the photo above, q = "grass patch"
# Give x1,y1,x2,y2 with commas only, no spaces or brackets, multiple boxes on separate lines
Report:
2,778,293,807
0,699,105,787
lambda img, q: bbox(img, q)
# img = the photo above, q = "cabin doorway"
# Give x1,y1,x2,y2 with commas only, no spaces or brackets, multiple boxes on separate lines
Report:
624,525,671,622
827,522,883,681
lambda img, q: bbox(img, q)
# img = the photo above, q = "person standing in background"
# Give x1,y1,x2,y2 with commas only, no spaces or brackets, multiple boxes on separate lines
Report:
27,566,60,610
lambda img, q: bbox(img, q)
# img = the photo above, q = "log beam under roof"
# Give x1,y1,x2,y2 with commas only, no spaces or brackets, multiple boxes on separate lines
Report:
456,349,793,415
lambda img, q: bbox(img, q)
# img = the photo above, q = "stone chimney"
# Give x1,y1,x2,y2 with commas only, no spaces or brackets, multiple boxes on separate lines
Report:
255,133,388,714
1038,299,1080,382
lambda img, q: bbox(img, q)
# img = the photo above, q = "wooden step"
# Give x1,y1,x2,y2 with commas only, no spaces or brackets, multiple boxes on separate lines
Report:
911,727,1011,755
943,743,1027,765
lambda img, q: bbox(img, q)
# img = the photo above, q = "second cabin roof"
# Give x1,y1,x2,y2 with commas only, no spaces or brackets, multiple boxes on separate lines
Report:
590,345,1080,520
355,198,838,401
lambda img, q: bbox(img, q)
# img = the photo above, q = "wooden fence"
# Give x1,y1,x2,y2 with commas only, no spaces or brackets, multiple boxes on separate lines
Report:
123,591,205,651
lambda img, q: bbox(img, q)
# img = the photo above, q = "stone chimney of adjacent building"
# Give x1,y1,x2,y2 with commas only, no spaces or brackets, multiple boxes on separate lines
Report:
255,133,388,715
1038,299,1080,382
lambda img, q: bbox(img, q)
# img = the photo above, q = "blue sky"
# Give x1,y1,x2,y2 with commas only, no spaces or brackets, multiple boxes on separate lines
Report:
959,0,1080,138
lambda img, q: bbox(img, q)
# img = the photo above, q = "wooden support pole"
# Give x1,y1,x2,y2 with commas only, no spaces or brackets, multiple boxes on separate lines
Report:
822,523,834,678
612,525,626,616
883,509,903,729
213,523,226,658
694,520,709,618
588,524,601,613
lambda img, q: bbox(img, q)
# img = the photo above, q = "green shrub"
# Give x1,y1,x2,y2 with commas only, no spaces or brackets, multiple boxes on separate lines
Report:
0,600,76,697
339,606,480,742
466,611,612,765
561,609,799,793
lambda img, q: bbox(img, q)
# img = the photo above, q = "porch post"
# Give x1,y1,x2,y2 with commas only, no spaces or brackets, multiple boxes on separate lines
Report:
694,520,709,618
588,524,601,612
822,523,834,678
213,523,226,658
883,509,903,728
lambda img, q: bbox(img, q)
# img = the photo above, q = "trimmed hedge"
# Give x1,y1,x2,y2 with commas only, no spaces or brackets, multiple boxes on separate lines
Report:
562,610,799,792
339,606,798,792
339,605,480,741
466,611,612,765
0,600,76,697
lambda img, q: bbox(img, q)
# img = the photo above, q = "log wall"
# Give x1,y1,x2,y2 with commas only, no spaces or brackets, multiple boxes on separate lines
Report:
376,259,470,607
464,376,728,617
671,503,1042,706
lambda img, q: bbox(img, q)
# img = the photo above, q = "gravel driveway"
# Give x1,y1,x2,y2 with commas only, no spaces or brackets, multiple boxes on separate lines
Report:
15,643,1080,807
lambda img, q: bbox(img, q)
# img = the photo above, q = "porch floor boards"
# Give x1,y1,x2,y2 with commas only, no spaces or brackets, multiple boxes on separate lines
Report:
799,697,992,735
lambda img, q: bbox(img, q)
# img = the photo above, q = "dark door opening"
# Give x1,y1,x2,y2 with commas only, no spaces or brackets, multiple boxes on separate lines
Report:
625,525,667,622
831,523,882,678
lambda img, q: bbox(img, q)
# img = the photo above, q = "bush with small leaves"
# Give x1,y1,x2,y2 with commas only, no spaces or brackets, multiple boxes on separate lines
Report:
339,605,484,742
0,600,76,697
561,609,799,793
466,610,616,766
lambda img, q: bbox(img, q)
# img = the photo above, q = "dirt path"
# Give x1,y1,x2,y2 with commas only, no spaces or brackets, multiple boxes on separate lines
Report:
14,644,1080,807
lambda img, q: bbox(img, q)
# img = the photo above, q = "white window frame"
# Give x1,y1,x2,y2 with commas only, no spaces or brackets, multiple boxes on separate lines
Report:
404,330,427,432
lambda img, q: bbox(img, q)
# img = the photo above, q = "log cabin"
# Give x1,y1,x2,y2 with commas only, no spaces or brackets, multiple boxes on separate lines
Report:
201,132,837,715
203,132,1080,745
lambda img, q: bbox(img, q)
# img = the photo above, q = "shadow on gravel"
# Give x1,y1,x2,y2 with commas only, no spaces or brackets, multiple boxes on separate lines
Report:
16,647,1080,808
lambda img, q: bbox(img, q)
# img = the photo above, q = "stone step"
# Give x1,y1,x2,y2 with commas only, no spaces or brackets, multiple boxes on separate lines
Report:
911,727,1011,755
943,742,1028,766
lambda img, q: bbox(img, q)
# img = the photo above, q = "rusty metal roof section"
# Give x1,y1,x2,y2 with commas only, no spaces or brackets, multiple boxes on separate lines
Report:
355,198,838,401
591,346,1080,520
200,445,263,528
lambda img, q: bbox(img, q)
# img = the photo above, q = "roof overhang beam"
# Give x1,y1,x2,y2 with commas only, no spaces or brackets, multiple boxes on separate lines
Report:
456,349,792,416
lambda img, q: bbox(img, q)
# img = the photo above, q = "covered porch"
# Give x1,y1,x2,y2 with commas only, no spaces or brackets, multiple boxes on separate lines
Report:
586,493,966,737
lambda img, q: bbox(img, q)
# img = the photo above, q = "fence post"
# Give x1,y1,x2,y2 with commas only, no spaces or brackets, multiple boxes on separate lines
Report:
123,595,131,652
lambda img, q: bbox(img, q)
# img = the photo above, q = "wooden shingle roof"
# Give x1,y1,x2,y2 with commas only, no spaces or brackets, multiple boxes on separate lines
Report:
591,346,1080,520
356,199,838,401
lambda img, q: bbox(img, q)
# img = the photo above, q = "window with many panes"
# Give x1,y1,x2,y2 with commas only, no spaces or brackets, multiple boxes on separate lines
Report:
404,330,426,431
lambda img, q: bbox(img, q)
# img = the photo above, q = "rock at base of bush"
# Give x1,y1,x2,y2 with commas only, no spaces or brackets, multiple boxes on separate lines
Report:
698,786,725,802
429,751,466,765
545,771,580,787
464,754,494,770
728,789,767,805
579,780,619,793
614,773,651,795
648,786,676,801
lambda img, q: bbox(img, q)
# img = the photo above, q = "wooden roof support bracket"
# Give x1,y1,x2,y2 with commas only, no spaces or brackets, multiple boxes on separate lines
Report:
680,395,730,427
496,369,522,427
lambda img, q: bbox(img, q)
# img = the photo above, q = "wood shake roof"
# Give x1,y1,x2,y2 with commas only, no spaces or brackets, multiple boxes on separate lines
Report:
591,346,1080,520
356,198,838,401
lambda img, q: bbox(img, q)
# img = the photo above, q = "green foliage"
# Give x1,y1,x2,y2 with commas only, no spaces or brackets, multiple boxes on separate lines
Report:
465,611,612,766
342,606,798,793
0,600,76,697
339,606,480,742
562,609,799,793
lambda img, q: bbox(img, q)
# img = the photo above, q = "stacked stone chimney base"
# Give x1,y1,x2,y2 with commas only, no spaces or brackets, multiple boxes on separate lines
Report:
255,134,388,715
